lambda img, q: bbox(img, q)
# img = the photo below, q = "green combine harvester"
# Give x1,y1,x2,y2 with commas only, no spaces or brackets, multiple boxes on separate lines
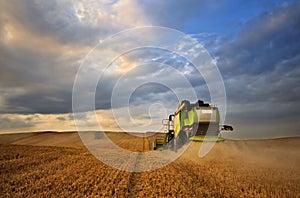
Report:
153,100,233,150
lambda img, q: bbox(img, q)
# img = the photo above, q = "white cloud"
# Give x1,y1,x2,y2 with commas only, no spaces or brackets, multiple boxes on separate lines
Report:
72,1,117,27
112,0,151,27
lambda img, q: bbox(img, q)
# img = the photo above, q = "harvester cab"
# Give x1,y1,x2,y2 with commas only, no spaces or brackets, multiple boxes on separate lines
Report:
153,99,233,150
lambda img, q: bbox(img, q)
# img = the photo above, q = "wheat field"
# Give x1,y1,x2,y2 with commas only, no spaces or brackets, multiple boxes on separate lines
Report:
0,132,299,197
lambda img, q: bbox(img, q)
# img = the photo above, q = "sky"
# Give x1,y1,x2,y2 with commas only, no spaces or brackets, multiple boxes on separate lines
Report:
0,0,299,139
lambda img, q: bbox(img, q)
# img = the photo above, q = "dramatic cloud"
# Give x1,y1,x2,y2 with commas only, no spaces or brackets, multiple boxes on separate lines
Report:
0,0,152,115
215,2,300,138
0,0,299,138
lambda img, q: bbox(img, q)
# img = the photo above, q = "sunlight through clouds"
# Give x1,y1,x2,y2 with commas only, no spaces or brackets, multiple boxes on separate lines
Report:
0,0,299,138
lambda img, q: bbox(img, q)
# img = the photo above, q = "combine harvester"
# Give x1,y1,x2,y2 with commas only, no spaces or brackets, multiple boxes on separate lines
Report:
153,100,233,150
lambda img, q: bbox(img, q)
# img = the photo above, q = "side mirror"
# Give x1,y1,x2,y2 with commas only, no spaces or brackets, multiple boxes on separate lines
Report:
221,125,233,131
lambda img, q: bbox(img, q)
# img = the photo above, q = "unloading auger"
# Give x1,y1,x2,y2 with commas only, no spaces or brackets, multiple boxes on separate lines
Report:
153,100,233,150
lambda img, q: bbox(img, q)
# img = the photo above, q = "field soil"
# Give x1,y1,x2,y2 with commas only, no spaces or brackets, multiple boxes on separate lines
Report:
0,132,299,197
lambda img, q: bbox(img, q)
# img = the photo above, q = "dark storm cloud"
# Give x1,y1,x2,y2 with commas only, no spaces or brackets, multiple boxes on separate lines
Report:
4,89,73,114
0,0,152,115
213,2,300,136
0,0,91,114
128,83,175,105
0,0,299,138
0,0,227,116
0,41,80,114
219,2,300,103
217,2,300,76
0,45,77,86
